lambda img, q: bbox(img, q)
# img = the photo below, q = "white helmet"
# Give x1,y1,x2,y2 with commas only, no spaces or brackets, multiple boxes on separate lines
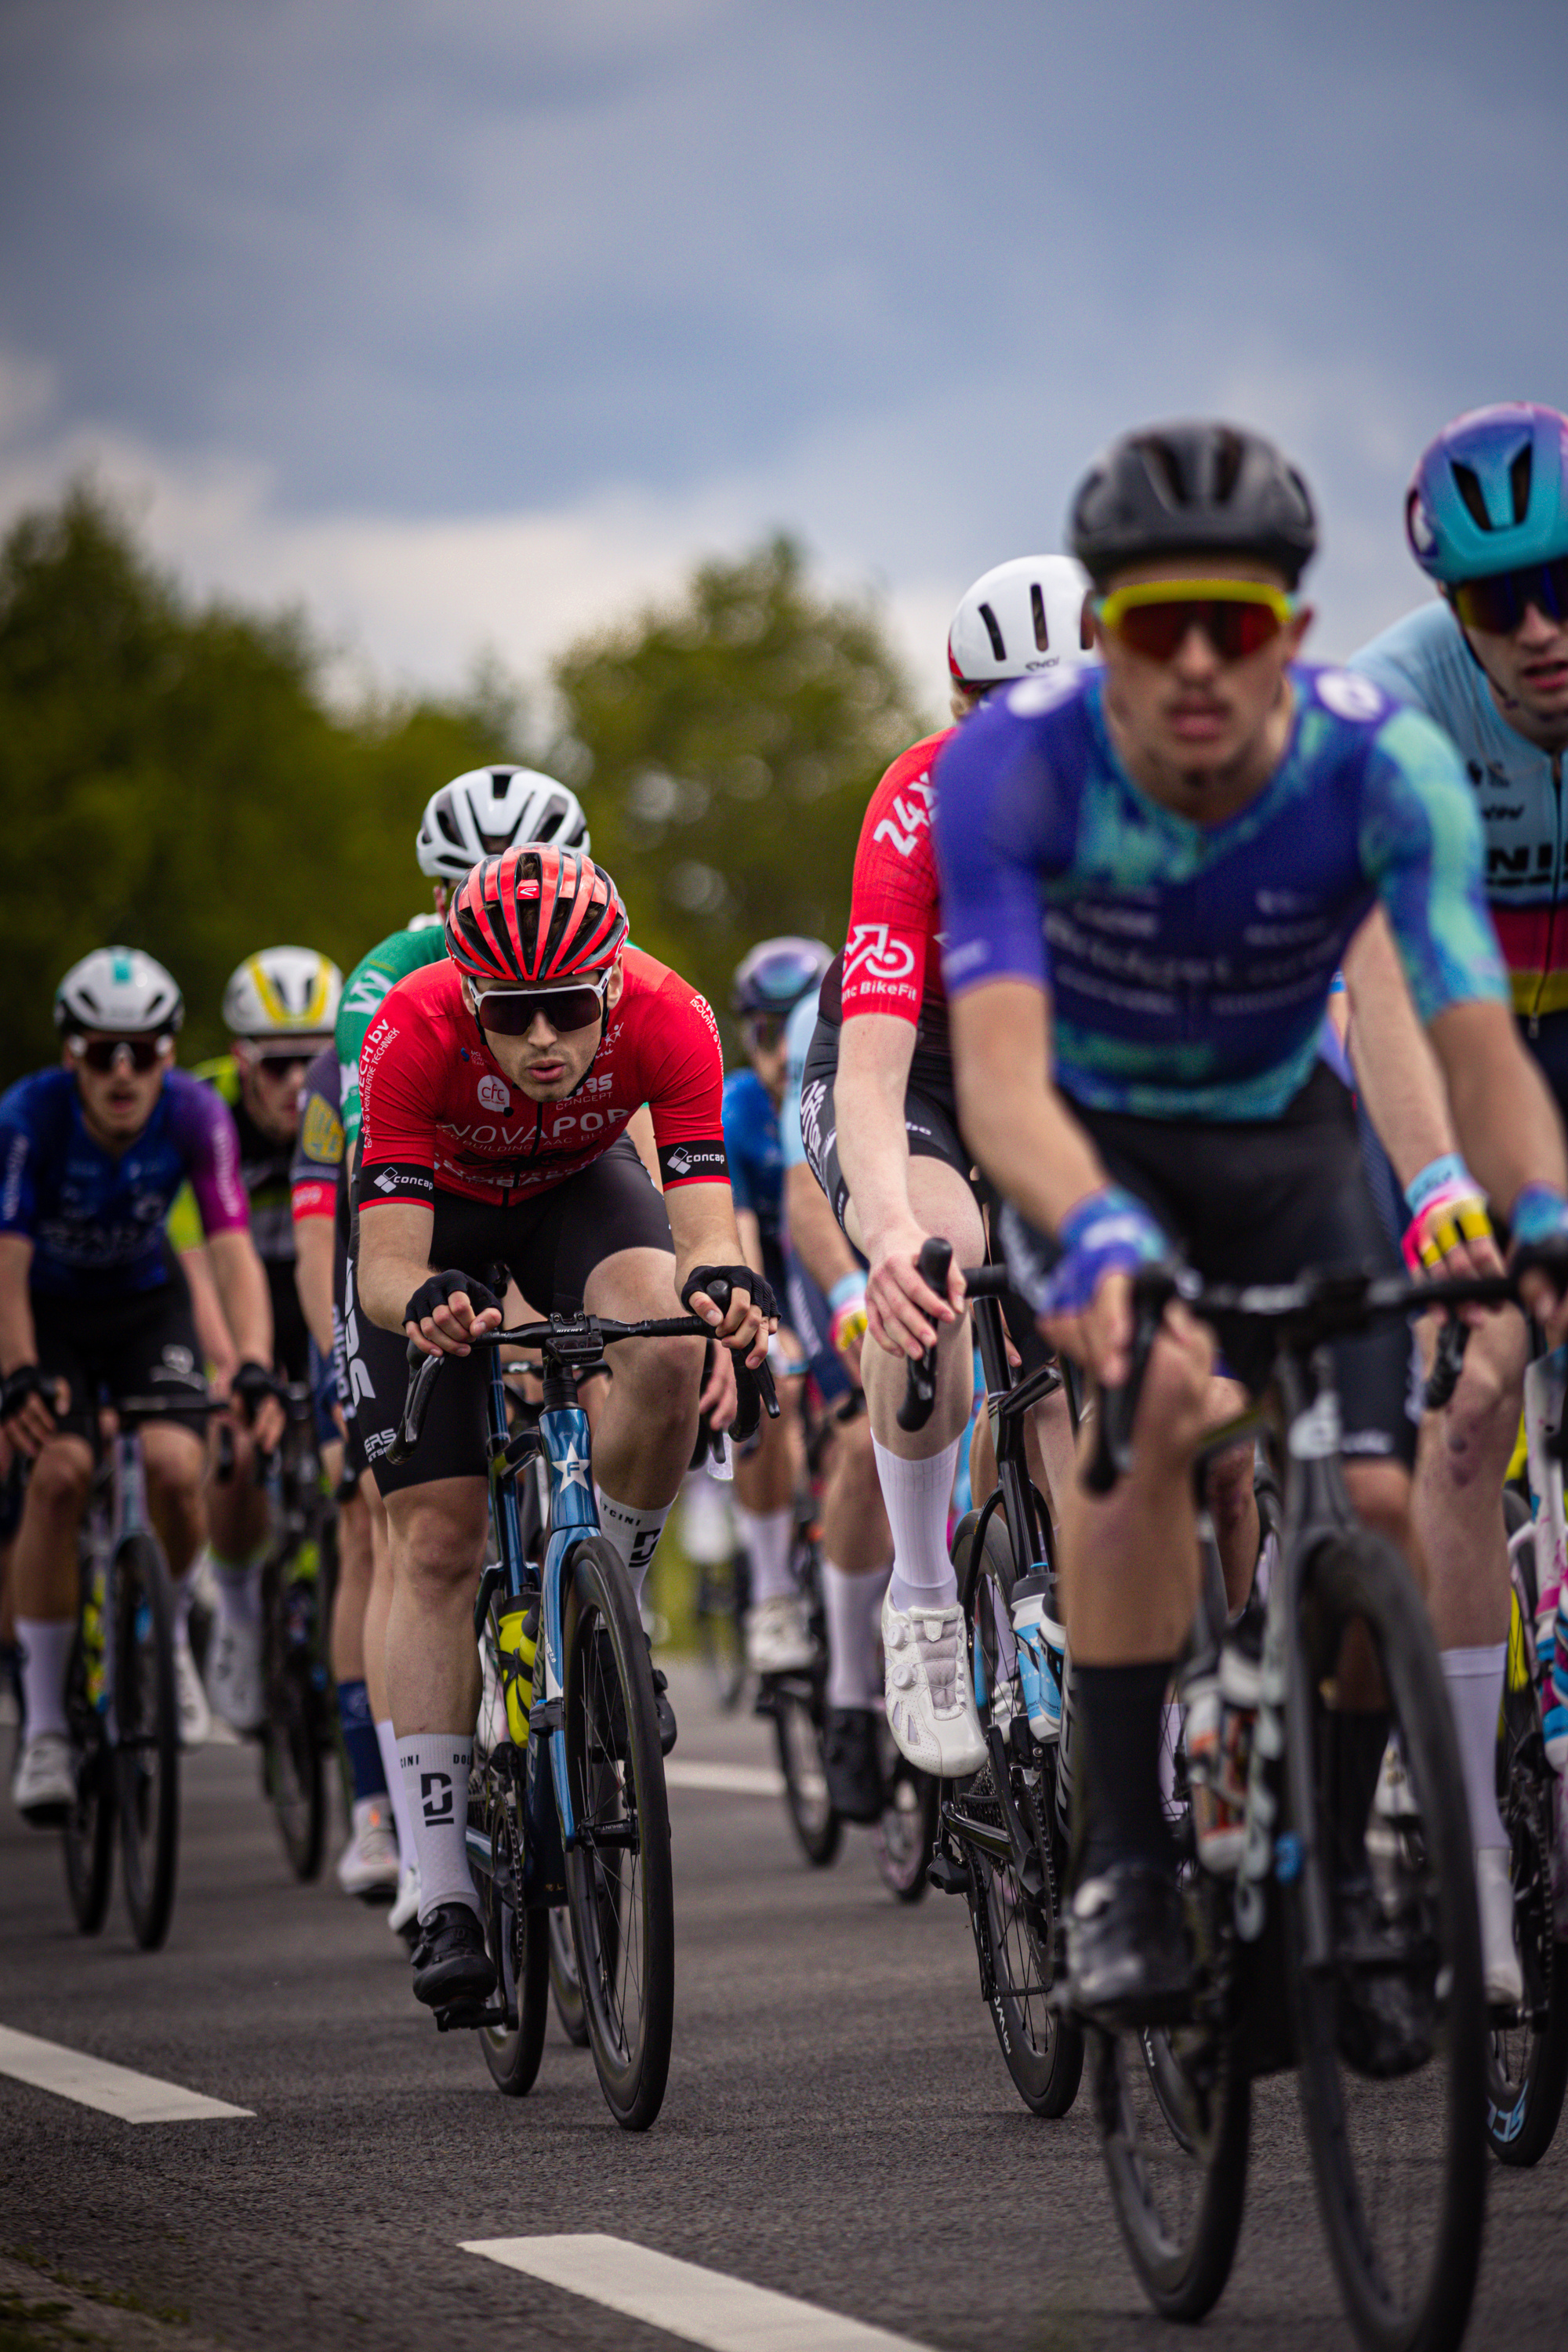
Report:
222,947,342,1039
416,765,590,881
947,554,1095,690
55,946,183,1038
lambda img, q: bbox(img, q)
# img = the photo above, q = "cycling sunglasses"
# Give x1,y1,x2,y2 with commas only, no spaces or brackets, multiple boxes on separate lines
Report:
474,978,608,1036
742,1013,788,1056
253,1049,316,1079
1449,554,1568,637
68,1035,171,1074
1094,579,1298,663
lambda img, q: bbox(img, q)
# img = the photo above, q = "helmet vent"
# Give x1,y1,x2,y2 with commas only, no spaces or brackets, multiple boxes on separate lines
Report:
978,601,1007,662
1511,445,1534,524
1210,428,1244,505
1451,462,1494,534
1030,583,1049,652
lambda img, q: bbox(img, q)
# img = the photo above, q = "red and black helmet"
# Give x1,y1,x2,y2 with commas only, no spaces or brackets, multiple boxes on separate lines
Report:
445,845,628,986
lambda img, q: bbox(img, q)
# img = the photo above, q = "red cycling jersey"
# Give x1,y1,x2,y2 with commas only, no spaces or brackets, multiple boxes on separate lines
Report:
818,728,954,1065
356,949,728,1210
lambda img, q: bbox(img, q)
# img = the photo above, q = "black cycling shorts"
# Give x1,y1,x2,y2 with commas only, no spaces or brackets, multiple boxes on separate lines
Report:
32,1272,210,1439
348,1136,676,1494
1016,1062,1419,1466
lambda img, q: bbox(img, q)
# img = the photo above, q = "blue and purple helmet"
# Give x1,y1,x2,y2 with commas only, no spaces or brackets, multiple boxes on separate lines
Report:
1406,403,1568,583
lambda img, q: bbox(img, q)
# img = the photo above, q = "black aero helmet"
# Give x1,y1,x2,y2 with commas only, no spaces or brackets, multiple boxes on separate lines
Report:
1069,421,1317,589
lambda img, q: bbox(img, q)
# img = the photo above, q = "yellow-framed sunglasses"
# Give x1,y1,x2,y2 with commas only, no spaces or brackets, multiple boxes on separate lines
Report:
1094,578,1298,662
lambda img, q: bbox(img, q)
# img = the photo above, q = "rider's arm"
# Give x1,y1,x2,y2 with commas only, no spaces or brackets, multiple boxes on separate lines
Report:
834,1012,920,1260
735,1207,765,1280
0,1232,38,1376
948,978,1111,1236
205,1229,275,1369
1430,1000,1568,1215
183,1243,241,1385
626,1104,662,1189
1341,909,1457,1185
357,1198,439,1334
784,1160,860,1296
662,1181,768,1364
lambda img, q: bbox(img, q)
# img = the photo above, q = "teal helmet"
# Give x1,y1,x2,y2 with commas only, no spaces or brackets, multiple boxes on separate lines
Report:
1406,404,1568,583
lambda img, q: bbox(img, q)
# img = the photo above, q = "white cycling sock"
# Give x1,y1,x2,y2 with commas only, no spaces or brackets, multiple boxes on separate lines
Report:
376,1719,415,1862
16,1617,72,1742
397,1733,478,1922
875,1435,962,1615
735,1504,795,1606
593,1489,671,1606
1441,1643,1508,1851
822,1559,890,1710
211,1548,263,1628
172,1566,200,1639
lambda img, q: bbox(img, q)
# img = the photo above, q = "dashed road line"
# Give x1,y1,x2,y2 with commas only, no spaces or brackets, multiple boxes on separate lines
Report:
463,2234,931,2351
663,1759,786,1798
0,2026,252,2122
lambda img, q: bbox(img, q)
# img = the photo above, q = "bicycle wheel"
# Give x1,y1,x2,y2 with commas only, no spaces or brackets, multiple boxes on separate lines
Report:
62,1628,114,1936
474,1759,550,2096
260,1553,327,1882
957,1508,1083,2116
772,1682,842,1867
548,1907,590,2047
561,1534,675,2131
112,1534,180,1951
1095,2013,1251,2321
873,1722,937,1902
1486,1556,1568,2165
1287,1530,1486,2352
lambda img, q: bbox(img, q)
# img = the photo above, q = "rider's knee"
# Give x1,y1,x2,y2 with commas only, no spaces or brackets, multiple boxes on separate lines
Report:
633,1334,706,1427
28,1440,92,1517
143,1429,205,1512
1131,1330,1215,1468
1344,1459,1414,1556
389,1497,488,1592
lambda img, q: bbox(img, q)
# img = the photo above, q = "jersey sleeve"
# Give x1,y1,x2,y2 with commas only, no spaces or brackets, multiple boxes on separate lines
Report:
1359,704,1510,1022
291,1045,344,1224
0,1083,38,1240
354,1003,439,1208
642,983,731,1191
173,1083,251,1241
721,1076,757,1214
934,688,1069,1000
839,758,940,1025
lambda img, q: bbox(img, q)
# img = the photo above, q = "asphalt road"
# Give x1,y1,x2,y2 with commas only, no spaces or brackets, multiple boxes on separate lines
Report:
2,1664,1564,2352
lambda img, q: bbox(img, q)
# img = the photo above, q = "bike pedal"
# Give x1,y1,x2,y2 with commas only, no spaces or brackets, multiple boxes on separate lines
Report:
927,1849,969,1896
434,1999,510,2033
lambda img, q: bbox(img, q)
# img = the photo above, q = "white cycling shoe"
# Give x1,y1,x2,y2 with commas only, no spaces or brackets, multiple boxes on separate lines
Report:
172,1628,211,1748
1476,1845,1523,2008
388,1857,421,1943
881,1590,985,1778
337,1796,401,1901
12,1731,74,1825
205,1612,265,1735
746,1592,815,1675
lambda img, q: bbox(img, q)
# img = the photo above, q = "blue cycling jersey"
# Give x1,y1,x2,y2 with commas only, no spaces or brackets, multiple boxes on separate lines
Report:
0,1068,249,1298
721,1066,783,1247
935,662,1506,1121
1352,600,1568,1019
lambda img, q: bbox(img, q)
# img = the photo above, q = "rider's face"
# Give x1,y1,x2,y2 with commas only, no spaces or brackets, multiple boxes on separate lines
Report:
468,964,624,1101
1457,594,1568,739
1095,557,1312,792
235,1040,326,1143
67,1034,172,1142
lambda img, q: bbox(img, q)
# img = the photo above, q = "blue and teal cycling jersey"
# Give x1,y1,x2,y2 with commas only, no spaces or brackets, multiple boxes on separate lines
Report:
1352,600,1568,1020
779,988,821,1173
935,662,1506,1121
721,1066,783,1248
0,1068,249,1298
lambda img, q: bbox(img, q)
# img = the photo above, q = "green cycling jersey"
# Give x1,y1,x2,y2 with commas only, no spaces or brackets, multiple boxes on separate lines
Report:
336,920,448,1157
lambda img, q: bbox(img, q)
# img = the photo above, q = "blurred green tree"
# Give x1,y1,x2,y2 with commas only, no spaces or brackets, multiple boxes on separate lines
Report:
0,486,508,1080
549,534,931,1038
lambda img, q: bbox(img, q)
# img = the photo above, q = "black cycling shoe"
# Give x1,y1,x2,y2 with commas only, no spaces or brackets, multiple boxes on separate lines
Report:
651,1661,677,1757
1332,1877,1437,2079
1065,1860,1196,2028
410,1902,496,2010
823,1708,883,1823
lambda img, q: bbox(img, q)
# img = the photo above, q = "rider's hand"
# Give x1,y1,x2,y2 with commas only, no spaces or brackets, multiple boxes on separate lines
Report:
1006,1187,1170,1387
826,1273,869,1386
681,1265,774,1370
1403,1157,1501,1319
864,1220,964,1360
230,1359,286,1454
698,1341,738,1431
1508,1186,1568,1348
403,1269,504,1360
0,1363,67,1458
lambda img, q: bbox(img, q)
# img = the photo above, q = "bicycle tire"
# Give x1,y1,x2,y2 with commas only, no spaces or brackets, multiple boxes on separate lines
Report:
561,1534,675,2131
62,1628,115,1936
548,1907,590,2047
697,1552,748,1712
475,1759,550,2096
956,1508,1083,2116
1486,1553,1568,2166
112,1534,180,1951
1287,1529,1486,2352
772,1685,842,1868
1094,2013,1251,2321
873,1725,937,1903
260,1553,327,1883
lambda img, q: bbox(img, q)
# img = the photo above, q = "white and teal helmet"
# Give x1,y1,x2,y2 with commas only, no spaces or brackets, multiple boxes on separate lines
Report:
55,946,183,1038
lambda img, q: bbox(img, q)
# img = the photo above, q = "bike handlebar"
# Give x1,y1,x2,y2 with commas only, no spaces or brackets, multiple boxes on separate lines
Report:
896,1242,1015,1433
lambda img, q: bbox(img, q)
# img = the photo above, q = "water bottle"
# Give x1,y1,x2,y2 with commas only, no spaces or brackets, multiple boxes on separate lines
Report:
1010,1573,1065,1742
1185,1639,1261,1873
497,1597,539,1746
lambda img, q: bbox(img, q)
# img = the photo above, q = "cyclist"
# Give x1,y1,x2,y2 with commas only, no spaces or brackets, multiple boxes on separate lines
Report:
798,555,1090,1778
932,419,1568,2029
318,763,594,1921
0,949,280,1819
1345,406,1568,1948
173,947,341,1736
723,937,832,1673
353,845,771,2013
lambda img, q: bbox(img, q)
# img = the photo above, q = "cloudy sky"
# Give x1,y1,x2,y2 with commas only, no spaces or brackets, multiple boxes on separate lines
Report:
1,0,1563,709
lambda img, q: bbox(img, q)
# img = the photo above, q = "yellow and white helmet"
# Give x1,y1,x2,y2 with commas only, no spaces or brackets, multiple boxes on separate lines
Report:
222,947,343,1040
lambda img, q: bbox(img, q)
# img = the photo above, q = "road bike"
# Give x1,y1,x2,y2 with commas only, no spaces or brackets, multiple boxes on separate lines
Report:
390,1280,774,2131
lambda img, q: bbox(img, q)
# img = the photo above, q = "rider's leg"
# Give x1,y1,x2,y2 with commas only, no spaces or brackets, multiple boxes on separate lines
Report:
733,1373,802,1604
384,1474,488,1920
10,1432,93,1751
582,1246,706,1605
201,1414,273,1730
361,1469,416,1918
822,1413,893,1707
140,1422,205,1579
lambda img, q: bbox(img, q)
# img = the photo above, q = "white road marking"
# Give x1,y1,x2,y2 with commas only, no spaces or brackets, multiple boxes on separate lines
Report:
663,1759,786,1798
0,2027,252,2123
463,2235,931,2352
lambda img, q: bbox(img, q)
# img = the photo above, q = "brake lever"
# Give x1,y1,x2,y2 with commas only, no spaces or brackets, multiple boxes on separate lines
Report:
897,1238,953,1433
1081,1268,1177,1496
